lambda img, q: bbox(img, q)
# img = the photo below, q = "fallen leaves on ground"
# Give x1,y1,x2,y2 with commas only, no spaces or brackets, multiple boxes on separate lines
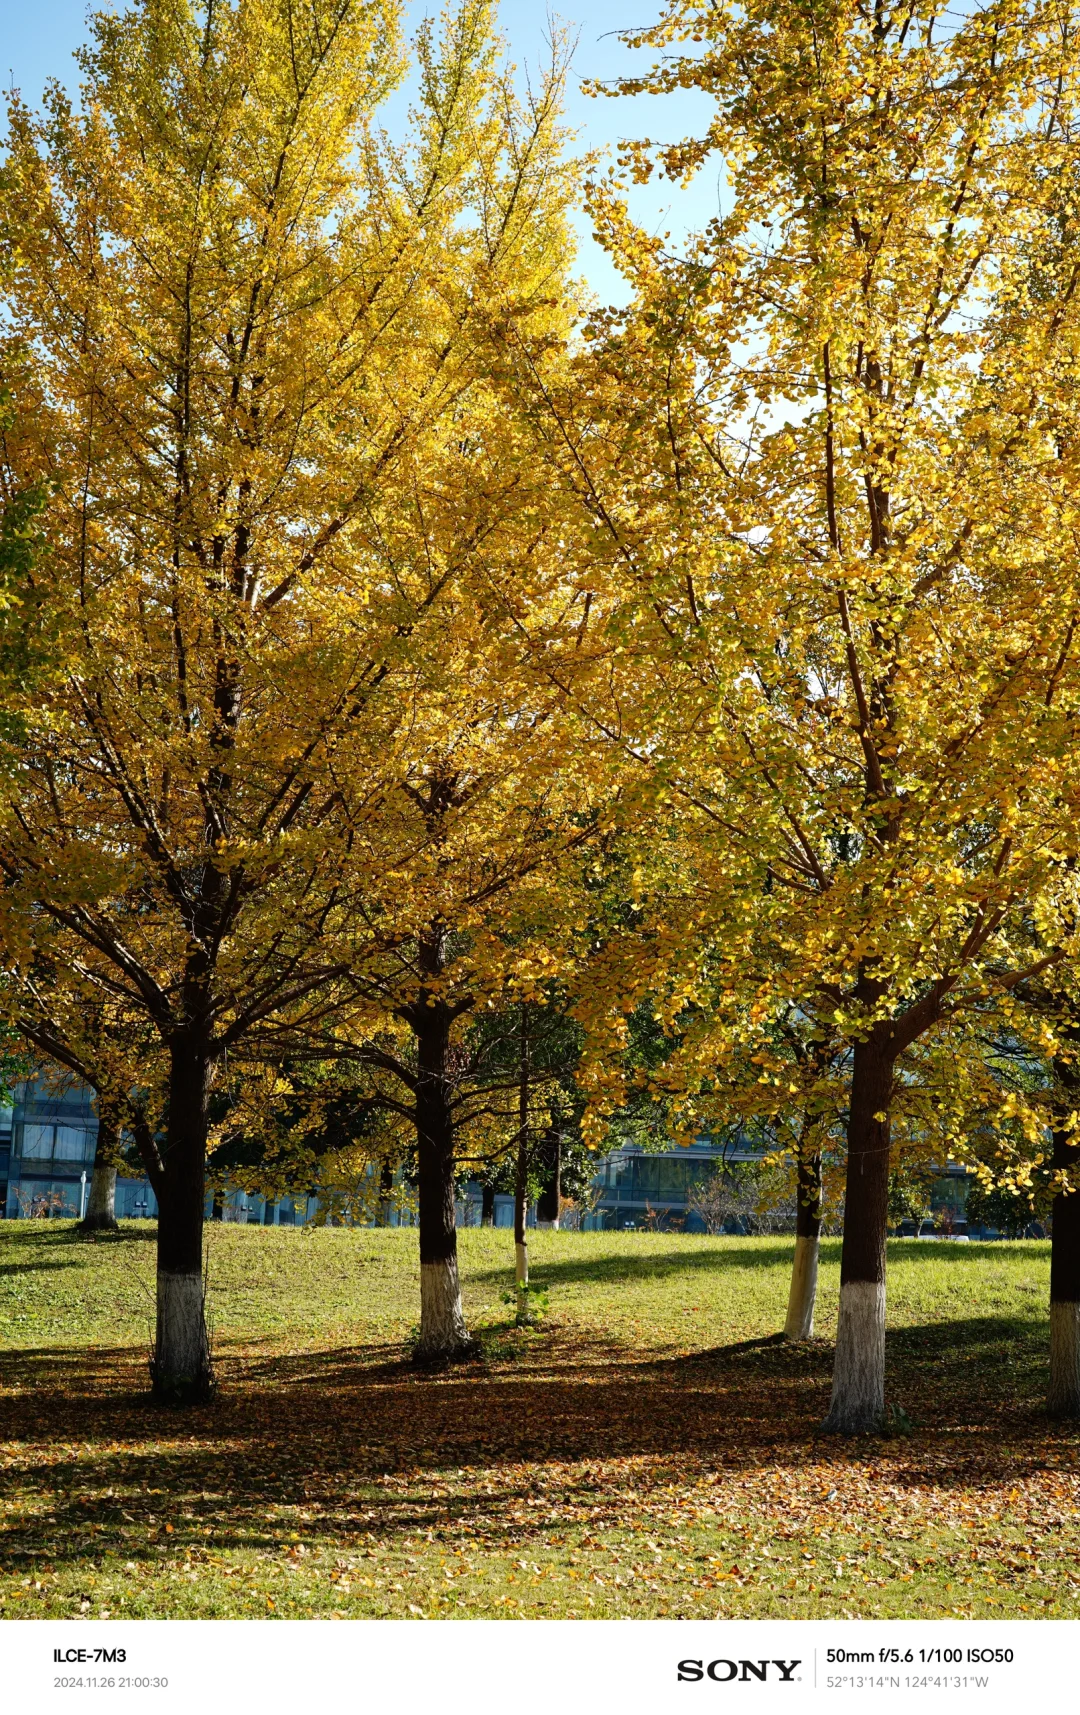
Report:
1,1225,1077,1619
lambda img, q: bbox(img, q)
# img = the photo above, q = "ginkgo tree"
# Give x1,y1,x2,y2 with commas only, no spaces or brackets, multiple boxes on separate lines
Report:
500,0,1080,1428
237,3,595,1362
304,671,603,1360
0,0,581,1397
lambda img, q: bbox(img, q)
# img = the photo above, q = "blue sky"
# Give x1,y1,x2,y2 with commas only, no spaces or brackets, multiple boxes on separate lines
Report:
0,0,721,301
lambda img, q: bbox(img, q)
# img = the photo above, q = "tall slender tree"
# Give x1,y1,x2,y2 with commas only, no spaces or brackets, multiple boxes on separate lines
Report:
513,1001,531,1318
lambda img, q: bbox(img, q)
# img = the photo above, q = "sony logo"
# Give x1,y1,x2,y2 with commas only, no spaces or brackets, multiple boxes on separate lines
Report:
677,1660,802,1684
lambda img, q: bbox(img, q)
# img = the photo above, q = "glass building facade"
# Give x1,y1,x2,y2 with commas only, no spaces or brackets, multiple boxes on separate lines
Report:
583,1141,763,1232
581,1145,983,1236
2,1071,105,1219
1,1069,351,1225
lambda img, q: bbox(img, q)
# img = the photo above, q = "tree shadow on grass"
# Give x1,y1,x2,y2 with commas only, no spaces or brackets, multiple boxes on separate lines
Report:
471,1241,809,1289
885,1312,1048,1415
0,1258,86,1276
0,1222,155,1251
886,1239,1049,1263
0,1313,1052,1440
472,1236,1045,1293
0,1310,1072,1596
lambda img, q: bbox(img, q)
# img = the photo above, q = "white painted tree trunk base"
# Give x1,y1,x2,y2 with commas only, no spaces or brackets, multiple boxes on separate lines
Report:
1048,1301,1080,1416
81,1165,118,1232
153,1271,212,1400
784,1235,819,1340
515,1241,533,1321
415,1257,473,1362
822,1280,886,1433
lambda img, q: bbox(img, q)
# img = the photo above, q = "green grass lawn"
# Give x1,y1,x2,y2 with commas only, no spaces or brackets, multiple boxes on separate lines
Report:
1,1222,1078,1620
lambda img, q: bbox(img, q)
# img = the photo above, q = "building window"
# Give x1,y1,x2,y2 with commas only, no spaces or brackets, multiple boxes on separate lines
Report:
54,1126,92,1162
17,1123,95,1165
21,1124,54,1159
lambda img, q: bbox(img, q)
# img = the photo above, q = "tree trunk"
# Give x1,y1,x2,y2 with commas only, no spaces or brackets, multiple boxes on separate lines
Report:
481,1182,495,1227
536,1129,562,1226
1048,1055,1080,1416
82,1163,118,1232
784,1139,821,1339
211,1187,224,1222
413,1000,472,1363
514,1003,530,1321
513,1147,529,1315
378,1158,394,1227
152,1033,214,1403
79,1102,120,1233
823,1036,893,1433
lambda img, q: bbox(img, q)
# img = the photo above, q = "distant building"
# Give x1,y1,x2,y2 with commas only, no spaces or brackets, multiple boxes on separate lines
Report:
456,1189,519,1228
581,1139,762,1232
1,1070,310,1226
0,1071,144,1221
576,1142,990,1238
